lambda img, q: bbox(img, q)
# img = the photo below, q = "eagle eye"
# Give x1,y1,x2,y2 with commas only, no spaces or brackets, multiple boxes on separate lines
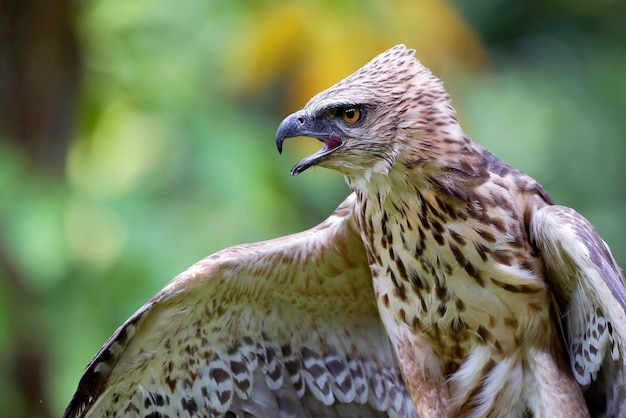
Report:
340,107,362,124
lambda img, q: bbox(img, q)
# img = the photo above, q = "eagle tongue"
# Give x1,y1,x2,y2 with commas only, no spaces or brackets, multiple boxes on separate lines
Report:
290,136,343,176
319,136,342,152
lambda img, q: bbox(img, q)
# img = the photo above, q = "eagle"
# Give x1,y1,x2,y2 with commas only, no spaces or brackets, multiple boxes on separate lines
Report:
64,45,626,418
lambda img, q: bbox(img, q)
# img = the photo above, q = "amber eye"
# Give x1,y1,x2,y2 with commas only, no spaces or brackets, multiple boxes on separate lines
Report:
341,107,361,124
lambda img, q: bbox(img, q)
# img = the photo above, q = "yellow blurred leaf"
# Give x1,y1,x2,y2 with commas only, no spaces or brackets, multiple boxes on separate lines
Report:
67,100,169,196
224,0,486,110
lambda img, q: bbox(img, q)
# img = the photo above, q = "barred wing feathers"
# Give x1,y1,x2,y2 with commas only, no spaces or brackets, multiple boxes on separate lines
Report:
64,194,416,418
531,205,626,417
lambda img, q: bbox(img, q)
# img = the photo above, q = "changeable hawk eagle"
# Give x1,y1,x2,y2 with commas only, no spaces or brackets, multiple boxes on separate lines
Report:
65,45,625,418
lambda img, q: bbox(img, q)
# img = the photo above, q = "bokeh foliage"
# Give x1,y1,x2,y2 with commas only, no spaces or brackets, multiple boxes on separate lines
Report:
0,0,624,416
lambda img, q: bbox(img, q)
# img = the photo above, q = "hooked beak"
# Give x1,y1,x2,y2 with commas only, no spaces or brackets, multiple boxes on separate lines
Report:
276,111,345,176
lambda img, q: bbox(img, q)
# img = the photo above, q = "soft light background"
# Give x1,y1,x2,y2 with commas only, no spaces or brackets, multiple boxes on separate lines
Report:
0,0,623,416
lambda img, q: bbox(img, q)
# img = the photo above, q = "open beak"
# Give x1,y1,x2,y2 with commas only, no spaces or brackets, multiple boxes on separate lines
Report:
276,111,345,176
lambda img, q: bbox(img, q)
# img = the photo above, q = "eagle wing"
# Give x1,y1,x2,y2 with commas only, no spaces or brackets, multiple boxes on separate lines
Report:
530,204,626,416
63,194,415,418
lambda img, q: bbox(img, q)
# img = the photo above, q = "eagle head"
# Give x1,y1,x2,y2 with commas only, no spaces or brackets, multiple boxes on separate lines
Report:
276,44,461,180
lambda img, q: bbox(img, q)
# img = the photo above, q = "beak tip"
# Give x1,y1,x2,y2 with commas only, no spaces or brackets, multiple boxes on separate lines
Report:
275,136,284,154
275,111,303,155
276,111,312,175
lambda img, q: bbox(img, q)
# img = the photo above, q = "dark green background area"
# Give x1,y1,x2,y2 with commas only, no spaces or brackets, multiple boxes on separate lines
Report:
0,0,623,416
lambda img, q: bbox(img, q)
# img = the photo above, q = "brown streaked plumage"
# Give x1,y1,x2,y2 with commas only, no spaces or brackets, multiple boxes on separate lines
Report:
65,45,626,418
276,45,626,417
63,195,416,418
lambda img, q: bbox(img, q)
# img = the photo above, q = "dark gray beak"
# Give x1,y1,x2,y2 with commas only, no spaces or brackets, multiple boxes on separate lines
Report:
275,111,305,155
275,111,344,176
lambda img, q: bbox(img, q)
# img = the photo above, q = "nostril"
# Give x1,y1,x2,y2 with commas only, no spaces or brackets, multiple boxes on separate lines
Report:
297,117,305,125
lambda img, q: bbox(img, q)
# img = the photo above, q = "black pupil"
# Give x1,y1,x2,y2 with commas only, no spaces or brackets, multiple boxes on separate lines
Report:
345,108,355,120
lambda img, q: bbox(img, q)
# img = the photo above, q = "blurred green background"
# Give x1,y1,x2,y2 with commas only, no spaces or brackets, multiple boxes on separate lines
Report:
0,0,624,416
